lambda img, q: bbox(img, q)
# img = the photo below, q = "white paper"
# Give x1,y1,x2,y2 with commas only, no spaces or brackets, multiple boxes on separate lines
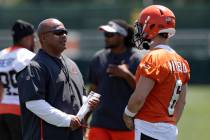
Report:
76,91,100,120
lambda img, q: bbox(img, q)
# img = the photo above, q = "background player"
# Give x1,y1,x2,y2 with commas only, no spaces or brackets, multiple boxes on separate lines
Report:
0,19,35,140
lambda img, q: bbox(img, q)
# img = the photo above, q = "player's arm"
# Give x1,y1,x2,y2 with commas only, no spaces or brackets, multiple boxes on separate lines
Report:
174,83,187,123
123,75,155,129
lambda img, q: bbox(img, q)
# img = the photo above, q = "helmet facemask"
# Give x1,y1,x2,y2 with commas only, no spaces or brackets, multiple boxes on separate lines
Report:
134,21,151,50
134,21,144,50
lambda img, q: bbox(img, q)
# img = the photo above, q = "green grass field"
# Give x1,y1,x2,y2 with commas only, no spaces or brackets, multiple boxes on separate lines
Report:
177,85,210,140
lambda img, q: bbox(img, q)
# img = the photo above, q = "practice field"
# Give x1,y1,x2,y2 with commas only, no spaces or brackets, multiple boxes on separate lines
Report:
177,85,210,140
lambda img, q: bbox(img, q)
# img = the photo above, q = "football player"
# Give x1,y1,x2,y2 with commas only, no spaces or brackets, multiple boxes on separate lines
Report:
123,5,190,140
0,20,35,140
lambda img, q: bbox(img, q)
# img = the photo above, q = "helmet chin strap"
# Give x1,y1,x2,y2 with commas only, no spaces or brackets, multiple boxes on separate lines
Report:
142,39,158,50
142,40,154,50
142,41,150,50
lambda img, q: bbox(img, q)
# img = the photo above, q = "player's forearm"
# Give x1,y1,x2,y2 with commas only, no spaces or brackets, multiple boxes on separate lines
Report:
174,92,186,123
126,76,155,115
175,102,185,123
127,93,145,114
175,84,187,123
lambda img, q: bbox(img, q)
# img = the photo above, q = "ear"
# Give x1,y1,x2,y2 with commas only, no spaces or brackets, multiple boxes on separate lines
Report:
40,34,46,42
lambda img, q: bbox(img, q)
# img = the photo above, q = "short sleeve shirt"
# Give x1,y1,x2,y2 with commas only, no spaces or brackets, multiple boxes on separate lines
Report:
88,48,143,130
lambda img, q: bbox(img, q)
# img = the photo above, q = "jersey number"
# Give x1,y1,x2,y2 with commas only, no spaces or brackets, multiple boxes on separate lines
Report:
0,70,18,95
168,79,182,116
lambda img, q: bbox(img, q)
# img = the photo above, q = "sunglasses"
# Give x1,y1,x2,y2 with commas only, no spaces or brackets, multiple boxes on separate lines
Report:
104,32,118,38
45,29,68,36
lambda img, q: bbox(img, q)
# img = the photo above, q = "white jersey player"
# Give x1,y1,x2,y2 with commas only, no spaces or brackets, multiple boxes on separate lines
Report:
0,47,35,106
0,19,35,140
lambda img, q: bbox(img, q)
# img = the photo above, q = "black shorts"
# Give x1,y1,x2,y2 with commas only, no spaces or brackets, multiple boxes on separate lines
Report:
0,114,22,140
140,133,158,140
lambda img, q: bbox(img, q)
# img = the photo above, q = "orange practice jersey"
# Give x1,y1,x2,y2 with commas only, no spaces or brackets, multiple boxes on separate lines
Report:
135,45,190,125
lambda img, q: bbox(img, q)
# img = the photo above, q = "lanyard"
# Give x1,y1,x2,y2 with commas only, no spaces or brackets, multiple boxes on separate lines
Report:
60,56,83,107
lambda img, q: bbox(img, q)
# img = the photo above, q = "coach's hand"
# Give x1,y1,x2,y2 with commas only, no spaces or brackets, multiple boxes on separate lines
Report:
123,113,134,130
69,115,81,130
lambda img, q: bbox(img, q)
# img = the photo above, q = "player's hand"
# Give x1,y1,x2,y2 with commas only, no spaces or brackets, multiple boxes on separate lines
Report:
88,96,100,111
69,115,81,131
106,64,129,78
123,113,134,130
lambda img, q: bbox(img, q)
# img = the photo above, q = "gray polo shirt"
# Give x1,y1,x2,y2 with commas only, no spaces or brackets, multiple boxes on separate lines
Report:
88,48,142,130
17,49,84,140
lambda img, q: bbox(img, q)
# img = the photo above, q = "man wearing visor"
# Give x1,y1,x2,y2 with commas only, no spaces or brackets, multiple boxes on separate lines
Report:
87,19,144,140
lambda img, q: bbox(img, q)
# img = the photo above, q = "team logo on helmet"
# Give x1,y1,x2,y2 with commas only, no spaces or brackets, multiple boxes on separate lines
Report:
165,17,172,24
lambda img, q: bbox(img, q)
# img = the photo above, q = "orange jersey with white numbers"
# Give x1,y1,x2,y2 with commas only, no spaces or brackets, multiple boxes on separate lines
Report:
135,45,190,125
